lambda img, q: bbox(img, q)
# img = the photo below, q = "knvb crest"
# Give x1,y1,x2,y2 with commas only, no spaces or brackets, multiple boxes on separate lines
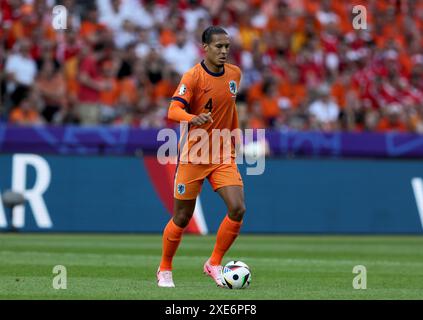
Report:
177,183,185,195
229,81,237,95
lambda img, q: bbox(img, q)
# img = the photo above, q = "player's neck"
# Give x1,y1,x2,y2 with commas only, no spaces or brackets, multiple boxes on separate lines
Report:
203,59,224,74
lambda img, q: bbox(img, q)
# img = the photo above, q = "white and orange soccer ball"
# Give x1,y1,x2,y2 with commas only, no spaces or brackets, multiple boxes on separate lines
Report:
222,260,251,289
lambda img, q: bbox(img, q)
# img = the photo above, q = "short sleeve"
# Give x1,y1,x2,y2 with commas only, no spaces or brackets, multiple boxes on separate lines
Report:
171,72,196,109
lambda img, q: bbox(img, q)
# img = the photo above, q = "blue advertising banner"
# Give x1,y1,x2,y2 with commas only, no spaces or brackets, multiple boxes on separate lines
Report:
1,154,422,233
1,125,423,158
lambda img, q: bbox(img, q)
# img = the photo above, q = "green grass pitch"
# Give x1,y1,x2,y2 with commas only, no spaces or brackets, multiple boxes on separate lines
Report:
0,234,422,299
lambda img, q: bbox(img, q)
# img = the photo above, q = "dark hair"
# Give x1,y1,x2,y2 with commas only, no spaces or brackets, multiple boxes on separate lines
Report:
201,26,228,44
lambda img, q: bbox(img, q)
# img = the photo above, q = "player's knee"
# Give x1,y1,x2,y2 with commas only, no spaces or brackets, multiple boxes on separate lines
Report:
173,210,193,228
228,203,246,221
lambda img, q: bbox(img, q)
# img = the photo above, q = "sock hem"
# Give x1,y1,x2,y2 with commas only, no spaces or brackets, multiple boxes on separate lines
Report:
225,215,243,226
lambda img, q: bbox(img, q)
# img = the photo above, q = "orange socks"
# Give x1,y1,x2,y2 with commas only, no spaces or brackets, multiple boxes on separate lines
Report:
160,215,242,270
159,219,184,271
210,215,242,266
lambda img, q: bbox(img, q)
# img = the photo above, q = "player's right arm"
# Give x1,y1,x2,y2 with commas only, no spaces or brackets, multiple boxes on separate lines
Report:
168,72,213,125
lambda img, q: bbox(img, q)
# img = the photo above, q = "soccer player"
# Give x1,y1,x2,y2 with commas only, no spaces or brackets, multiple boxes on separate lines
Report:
157,26,245,288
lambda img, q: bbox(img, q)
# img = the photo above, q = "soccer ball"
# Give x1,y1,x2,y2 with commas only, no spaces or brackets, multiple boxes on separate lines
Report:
222,261,251,289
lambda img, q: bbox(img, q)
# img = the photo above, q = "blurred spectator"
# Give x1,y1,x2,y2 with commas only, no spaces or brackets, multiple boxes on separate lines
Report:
278,66,307,109
219,11,240,44
9,89,43,126
77,42,108,125
97,0,130,33
117,42,137,79
247,101,266,130
62,0,81,31
5,38,37,95
98,58,120,124
316,0,340,28
34,59,66,123
135,28,154,59
409,105,423,134
308,84,340,131
259,81,282,128
152,66,179,103
184,0,210,33
114,19,138,50
163,30,200,75
338,86,365,131
376,103,408,132
79,4,107,45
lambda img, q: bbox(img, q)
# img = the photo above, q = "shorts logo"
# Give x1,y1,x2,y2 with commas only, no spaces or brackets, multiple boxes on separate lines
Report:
177,183,186,195
178,84,187,96
229,80,237,95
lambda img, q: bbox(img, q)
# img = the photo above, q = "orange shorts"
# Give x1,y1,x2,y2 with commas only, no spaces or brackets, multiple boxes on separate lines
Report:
174,162,243,200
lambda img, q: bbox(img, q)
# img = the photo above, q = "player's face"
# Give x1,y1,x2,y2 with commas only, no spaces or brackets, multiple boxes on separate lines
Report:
204,34,230,67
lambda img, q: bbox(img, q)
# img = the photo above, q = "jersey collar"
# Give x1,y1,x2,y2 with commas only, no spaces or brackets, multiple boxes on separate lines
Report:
201,60,225,77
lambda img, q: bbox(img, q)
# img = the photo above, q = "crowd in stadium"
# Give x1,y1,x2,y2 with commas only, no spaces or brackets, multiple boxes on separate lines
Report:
1,0,423,132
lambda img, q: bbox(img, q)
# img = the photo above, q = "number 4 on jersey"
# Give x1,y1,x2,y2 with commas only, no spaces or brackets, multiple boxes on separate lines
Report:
204,98,213,113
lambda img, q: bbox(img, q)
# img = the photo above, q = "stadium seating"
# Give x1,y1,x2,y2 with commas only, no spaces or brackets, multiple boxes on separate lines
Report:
1,0,422,132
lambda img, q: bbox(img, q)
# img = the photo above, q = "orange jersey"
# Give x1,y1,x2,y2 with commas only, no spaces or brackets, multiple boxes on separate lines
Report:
169,61,242,164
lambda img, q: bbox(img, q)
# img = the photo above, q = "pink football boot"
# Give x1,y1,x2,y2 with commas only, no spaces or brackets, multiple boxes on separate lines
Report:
203,259,225,288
